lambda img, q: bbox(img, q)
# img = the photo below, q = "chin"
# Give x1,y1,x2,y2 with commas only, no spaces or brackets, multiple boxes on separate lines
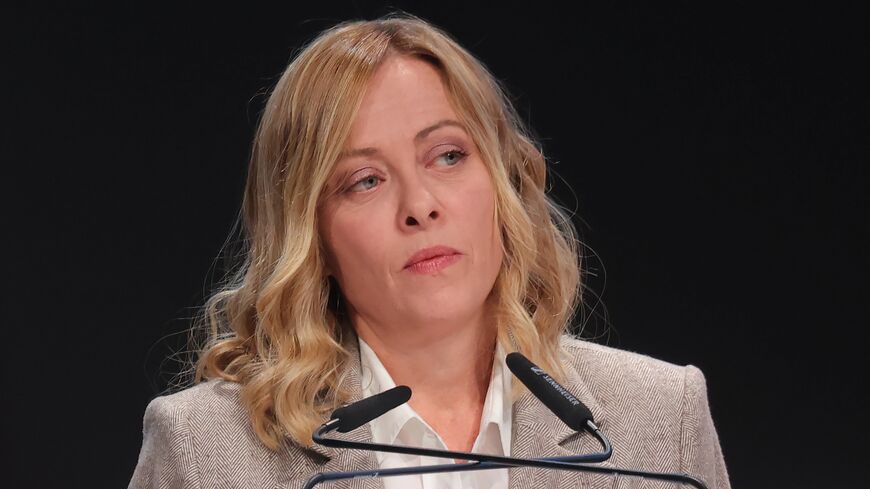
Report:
404,298,487,325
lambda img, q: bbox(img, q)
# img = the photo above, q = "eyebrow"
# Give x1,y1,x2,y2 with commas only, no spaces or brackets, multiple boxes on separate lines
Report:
339,119,466,160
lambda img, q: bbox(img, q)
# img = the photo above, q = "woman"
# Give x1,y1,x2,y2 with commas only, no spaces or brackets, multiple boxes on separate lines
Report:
129,13,731,489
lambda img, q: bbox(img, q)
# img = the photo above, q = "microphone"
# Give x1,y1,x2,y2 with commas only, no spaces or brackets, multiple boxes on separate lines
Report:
303,361,612,489
313,385,611,467
330,385,411,433
304,354,709,489
506,352,594,432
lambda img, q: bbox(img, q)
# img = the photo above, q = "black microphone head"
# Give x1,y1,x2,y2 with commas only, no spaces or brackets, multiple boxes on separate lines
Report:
506,352,593,432
330,385,412,433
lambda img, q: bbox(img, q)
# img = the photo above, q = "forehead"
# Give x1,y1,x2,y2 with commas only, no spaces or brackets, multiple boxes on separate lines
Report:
345,55,461,147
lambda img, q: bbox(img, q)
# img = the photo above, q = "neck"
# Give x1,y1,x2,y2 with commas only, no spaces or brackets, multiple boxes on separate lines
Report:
352,308,497,419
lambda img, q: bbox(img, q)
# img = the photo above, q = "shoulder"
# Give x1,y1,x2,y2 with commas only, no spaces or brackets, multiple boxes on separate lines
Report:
142,379,249,432
559,334,698,394
138,379,261,461
140,379,271,459
557,335,726,476
131,380,304,488
557,335,702,437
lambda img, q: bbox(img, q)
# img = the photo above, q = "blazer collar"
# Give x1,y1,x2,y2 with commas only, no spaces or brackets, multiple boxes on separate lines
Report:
306,334,374,462
297,335,382,489
509,346,612,489
512,349,607,448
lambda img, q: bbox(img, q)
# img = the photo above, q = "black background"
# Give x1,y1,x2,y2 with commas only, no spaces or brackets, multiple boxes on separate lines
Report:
6,2,867,488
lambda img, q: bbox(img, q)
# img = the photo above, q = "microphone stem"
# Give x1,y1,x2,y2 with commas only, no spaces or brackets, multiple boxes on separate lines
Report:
304,420,707,489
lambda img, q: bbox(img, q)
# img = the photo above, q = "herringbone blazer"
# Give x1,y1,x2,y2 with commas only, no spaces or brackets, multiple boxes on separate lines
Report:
129,336,730,489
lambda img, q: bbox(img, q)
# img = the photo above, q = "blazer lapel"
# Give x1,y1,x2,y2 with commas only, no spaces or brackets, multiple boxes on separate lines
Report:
509,356,615,489
297,337,384,489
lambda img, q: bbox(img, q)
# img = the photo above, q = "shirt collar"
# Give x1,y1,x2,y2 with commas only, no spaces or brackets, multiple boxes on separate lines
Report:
358,337,512,456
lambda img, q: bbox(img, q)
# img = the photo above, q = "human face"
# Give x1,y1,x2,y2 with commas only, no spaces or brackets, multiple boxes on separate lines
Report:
318,55,503,338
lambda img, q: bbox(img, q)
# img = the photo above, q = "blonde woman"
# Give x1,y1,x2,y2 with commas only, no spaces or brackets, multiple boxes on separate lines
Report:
129,13,730,489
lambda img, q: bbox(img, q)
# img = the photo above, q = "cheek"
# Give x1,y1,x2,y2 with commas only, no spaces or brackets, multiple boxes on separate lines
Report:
322,206,390,282
459,174,503,264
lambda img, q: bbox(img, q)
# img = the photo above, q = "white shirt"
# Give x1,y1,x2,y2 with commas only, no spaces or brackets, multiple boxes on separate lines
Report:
358,338,512,489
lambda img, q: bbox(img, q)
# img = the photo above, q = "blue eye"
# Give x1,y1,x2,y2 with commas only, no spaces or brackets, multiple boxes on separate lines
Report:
348,174,382,192
435,149,467,166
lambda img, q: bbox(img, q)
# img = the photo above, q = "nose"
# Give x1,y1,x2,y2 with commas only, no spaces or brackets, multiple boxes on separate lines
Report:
398,172,441,231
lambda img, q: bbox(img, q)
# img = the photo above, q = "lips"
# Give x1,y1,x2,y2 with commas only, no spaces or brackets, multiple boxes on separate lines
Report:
403,245,461,270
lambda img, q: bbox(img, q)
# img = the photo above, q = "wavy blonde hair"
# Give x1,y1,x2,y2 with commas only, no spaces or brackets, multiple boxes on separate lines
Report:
193,12,582,450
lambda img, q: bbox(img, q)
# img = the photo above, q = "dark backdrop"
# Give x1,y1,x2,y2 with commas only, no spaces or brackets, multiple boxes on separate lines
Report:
7,2,867,488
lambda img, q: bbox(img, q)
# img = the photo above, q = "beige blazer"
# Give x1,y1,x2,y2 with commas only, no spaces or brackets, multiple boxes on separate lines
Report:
129,336,731,489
